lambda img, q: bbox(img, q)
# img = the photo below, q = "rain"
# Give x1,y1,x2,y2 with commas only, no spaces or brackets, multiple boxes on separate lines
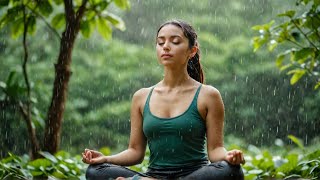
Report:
0,0,319,179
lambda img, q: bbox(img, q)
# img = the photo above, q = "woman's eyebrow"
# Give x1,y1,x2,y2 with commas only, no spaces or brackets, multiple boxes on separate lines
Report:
157,35,182,39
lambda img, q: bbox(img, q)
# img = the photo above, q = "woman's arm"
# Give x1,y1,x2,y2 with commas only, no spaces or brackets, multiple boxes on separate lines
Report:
82,88,148,166
203,85,244,165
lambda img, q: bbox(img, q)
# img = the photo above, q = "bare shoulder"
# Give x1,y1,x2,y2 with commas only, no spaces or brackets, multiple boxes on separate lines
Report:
132,87,153,100
131,86,154,112
200,84,222,99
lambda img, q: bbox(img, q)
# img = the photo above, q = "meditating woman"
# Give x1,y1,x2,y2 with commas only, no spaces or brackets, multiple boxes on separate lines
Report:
82,20,245,180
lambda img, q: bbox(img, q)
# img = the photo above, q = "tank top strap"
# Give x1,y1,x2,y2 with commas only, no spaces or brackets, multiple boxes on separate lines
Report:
144,87,155,113
191,84,202,107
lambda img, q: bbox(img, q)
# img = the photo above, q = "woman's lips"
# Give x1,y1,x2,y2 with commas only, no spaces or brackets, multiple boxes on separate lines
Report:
161,54,173,58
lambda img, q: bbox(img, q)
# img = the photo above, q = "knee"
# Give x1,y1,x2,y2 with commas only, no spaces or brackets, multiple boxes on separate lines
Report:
86,163,112,180
210,161,244,180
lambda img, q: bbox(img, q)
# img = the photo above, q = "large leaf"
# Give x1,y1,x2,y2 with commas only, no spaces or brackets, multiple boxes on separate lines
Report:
0,0,9,7
38,1,53,17
105,13,125,31
291,48,315,62
28,159,51,169
289,70,306,85
28,15,36,35
51,13,65,29
288,135,304,149
80,20,92,38
278,10,296,18
11,17,24,38
97,17,112,40
114,0,130,10
39,151,58,163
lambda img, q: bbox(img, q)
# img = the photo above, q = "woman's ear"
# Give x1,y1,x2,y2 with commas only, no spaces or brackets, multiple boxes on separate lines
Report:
189,46,198,58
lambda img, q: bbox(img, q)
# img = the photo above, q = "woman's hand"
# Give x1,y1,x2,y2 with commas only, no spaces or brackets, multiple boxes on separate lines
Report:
82,149,106,164
225,149,245,165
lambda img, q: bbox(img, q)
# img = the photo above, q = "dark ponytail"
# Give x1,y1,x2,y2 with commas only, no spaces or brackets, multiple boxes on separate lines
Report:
187,49,204,83
157,20,205,83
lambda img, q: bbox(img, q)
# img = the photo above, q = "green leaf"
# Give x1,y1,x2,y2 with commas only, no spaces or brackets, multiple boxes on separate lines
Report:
30,170,44,176
51,13,65,29
28,159,52,169
58,164,70,173
288,135,304,149
100,147,111,155
80,20,92,38
278,10,296,18
277,154,299,174
7,5,24,21
276,54,285,68
289,70,306,85
252,36,268,52
38,1,53,17
11,17,24,38
28,15,36,35
97,17,112,40
268,40,277,51
114,0,130,10
248,169,263,175
52,170,67,179
39,151,58,163
0,0,9,7
52,0,63,5
284,174,302,179
54,151,70,159
292,48,314,62
315,81,320,90
252,20,274,31
0,81,6,89
105,13,125,31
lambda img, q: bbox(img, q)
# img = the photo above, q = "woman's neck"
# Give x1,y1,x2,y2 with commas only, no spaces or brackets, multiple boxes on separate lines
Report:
161,67,192,88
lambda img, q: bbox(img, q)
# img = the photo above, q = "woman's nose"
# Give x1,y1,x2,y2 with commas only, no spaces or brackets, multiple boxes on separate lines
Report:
163,42,170,51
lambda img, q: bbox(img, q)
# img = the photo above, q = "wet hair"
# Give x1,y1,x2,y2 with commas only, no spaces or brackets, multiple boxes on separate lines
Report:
156,20,204,83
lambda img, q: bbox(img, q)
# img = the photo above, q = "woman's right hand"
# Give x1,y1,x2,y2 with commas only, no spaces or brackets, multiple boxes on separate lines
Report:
82,149,107,164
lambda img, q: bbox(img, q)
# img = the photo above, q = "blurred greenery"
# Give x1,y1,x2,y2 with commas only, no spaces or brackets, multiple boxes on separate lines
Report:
252,0,320,89
0,0,319,178
1,136,319,179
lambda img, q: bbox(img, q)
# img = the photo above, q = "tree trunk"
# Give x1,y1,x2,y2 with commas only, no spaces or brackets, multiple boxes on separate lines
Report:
21,6,40,159
43,0,87,154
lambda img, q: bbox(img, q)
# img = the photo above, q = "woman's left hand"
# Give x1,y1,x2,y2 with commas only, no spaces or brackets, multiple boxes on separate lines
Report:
225,149,245,165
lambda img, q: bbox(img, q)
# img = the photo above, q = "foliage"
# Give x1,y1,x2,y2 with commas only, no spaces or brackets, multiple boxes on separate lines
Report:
1,0,320,157
252,0,320,89
3,136,318,179
0,0,129,40
0,151,86,179
243,136,320,180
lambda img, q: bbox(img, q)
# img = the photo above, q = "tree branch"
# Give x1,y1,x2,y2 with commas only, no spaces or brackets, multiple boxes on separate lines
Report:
75,0,88,24
291,18,319,50
25,4,62,40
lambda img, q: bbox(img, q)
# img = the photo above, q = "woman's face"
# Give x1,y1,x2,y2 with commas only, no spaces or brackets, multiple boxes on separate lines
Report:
156,24,194,67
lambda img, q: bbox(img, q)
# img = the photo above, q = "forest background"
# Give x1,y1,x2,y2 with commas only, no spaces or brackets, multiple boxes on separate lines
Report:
0,0,319,179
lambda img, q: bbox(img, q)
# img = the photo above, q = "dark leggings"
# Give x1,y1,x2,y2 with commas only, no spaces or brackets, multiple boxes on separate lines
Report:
86,161,244,180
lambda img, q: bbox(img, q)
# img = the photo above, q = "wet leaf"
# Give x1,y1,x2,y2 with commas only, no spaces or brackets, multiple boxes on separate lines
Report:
114,0,130,10
288,70,306,85
51,13,65,29
97,17,112,40
0,0,9,7
39,151,58,163
278,10,296,18
105,13,126,31
38,0,53,17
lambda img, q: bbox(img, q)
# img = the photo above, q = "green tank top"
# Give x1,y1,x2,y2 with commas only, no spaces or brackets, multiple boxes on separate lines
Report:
143,85,208,169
